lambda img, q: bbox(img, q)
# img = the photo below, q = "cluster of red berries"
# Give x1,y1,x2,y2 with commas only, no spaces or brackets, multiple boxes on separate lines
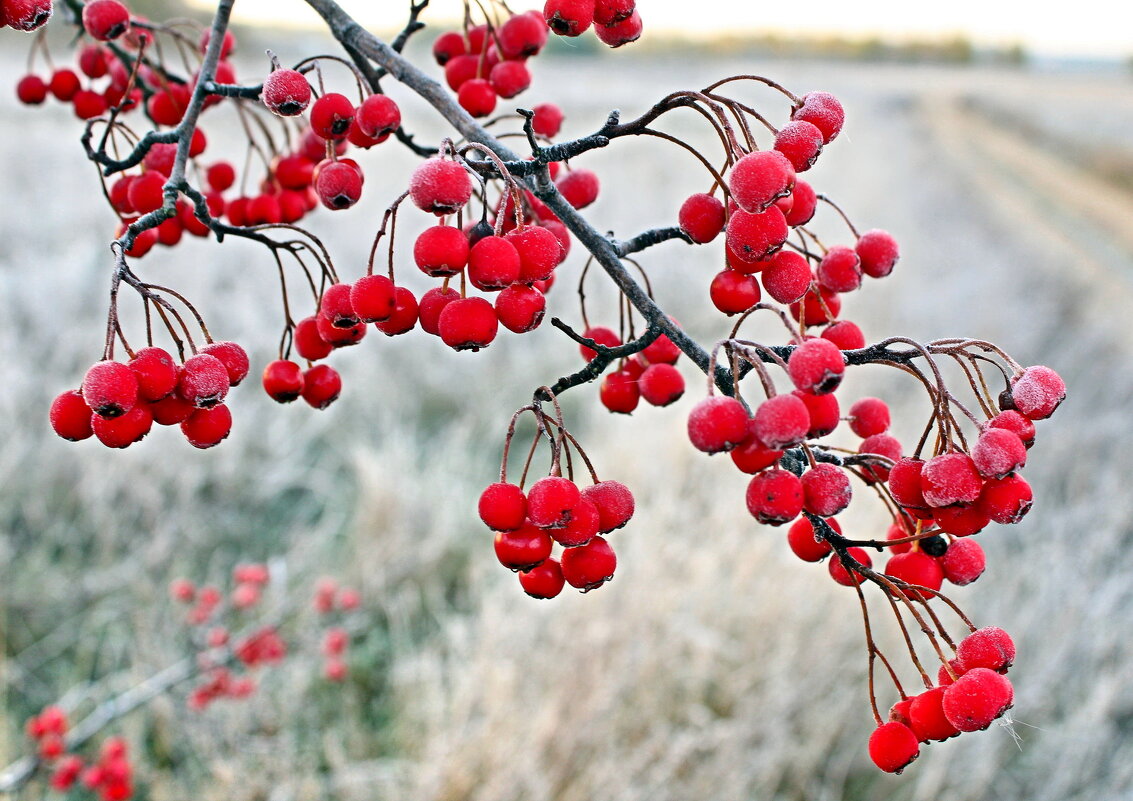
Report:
49,342,249,449
314,577,361,681
543,0,642,48
870,626,1016,773
481,473,634,597
588,327,687,412
26,707,134,801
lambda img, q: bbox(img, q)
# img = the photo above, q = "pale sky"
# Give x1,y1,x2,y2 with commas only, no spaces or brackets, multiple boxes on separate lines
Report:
193,0,1132,59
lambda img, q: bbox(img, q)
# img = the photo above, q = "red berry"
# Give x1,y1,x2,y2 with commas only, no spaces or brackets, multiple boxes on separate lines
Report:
940,538,986,585
49,69,80,102
685,396,750,453
989,410,1036,448
730,423,784,473
888,458,928,511
354,93,400,138
438,296,499,351
129,347,179,401
678,192,725,243
507,226,562,282
294,316,333,361
792,91,845,144
200,341,250,387
373,287,419,336
753,394,810,450
594,10,642,47
782,179,817,226
1009,365,1066,420
639,363,685,407
760,250,812,304
92,403,153,448
418,287,461,336
275,155,315,189
177,353,230,408
16,74,48,104
409,158,472,215
495,524,553,570
729,151,795,214
414,226,469,277
710,269,760,314
551,497,601,547
886,520,913,553
920,452,983,508
301,364,342,409
560,536,617,590
556,168,600,209
971,427,1026,479
527,476,581,529
745,468,803,526
479,482,527,531
909,687,960,742
884,551,943,600
443,53,480,91
856,229,899,278
315,161,363,210
942,667,1013,731
349,275,397,323
432,31,466,65
600,369,640,414
127,171,166,214
262,359,304,403
580,480,635,532
519,559,565,598
848,397,890,438
957,627,1015,672
319,283,362,328
83,360,139,418
50,390,94,441
72,89,108,120
489,60,531,99
181,404,232,448
499,11,549,58
579,326,620,361
532,103,564,138
262,68,311,116
816,245,862,293
773,119,824,172
544,0,594,36
828,546,871,586
594,0,634,24
868,721,919,773
468,235,521,290
794,389,839,438
82,0,129,40
495,284,546,333
457,78,497,118
786,515,838,562
149,393,196,425
858,433,902,483
801,463,852,516
822,320,866,350
789,286,841,327
788,338,845,395
199,27,235,58
726,206,789,264
4,0,52,31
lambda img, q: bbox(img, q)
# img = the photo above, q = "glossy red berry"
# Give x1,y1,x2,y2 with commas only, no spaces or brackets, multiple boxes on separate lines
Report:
978,473,1033,524
594,10,642,47
200,341,250,387
934,503,991,537
50,390,94,441
908,687,960,742
73,89,108,119
527,476,581,529
301,365,342,409
822,320,866,350
468,235,521,290
181,404,232,448
816,245,862,293
561,536,617,590
373,287,419,336
178,353,230,408
579,326,620,361
495,284,546,333
315,161,363,210
262,360,304,403
418,287,461,336
128,347,178,401
828,546,871,586
414,226,469,277
788,338,845,395
531,103,564,137
519,558,565,598
868,721,919,773
726,206,789,264
294,316,333,361
856,229,899,278
678,193,726,244
48,69,80,102
940,538,986,585
495,524,553,571
848,397,890,438
354,93,400,138
782,179,817,226
729,150,795,213
1009,365,1066,420
795,389,840,438
920,452,983,508
745,468,803,526
710,269,760,314
150,393,195,426
432,31,466,65
409,158,472,215
443,53,480,91
638,363,685,407
82,0,129,40
786,515,837,562
773,119,824,172
790,285,841,327
309,92,355,140
792,91,845,143
885,551,943,600
543,0,594,36
92,403,153,448
599,369,640,414
438,297,499,351
942,667,1013,732
801,463,852,516
457,78,497,117
349,275,397,323
83,360,138,418
261,68,310,116
479,483,527,531
498,11,549,58
489,61,531,99
556,168,600,209
551,497,601,547
16,74,47,104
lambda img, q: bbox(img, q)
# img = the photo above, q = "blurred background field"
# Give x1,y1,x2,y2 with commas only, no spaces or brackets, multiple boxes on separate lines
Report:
2,4,1133,800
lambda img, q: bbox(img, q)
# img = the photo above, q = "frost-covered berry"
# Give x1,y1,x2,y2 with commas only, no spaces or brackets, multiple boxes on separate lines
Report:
920,452,983,508
557,168,600,209
942,668,1013,731
989,410,1036,448
531,102,564,138
792,91,845,143
773,119,824,172
1009,365,1066,420
760,250,812,304
745,468,803,526
933,503,990,537
957,626,1015,672
543,0,594,36
438,297,499,351
979,474,1033,524
409,158,472,215
726,207,789,263
687,396,749,453
848,397,890,438
82,360,139,418
856,229,899,278
729,150,795,213
82,0,129,41
971,427,1027,479
498,10,549,58
858,433,902,483
560,536,616,590
495,284,546,333
551,497,601,547
414,225,469,277
888,457,927,510
92,404,153,448
787,338,845,395
177,353,230,408
129,347,179,401
527,476,580,529
801,463,852,516
468,235,521,290
753,393,810,450
200,341,250,387
795,389,840,438
261,68,311,116
816,245,862,293
940,538,986,585
822,320,866,350
315,161,363,210
354,93,400,138
580,480,635,533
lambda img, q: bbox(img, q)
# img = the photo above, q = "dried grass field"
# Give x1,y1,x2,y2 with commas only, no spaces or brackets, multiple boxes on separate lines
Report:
2,38,1133,801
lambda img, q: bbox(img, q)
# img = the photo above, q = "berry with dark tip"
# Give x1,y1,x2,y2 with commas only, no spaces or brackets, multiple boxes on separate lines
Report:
50,390,94,441
301,365,342,409
560,536,617,590
262,360,304,403
181,404,232,448
687,396,749,453
519,559,565,598
868,722,920,773
261,68,311,116
409,158,472,215
527,476,580,529
83,361,138,419
494,524,552,571
787,338,845,395
745,468,803,526
729,150,795,213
